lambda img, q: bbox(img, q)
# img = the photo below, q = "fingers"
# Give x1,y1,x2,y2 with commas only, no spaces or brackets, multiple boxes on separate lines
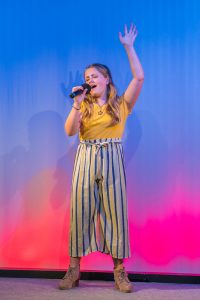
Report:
124,24,128,35
72,86,84,93
123,23,137,35
130,23,134,32
133,24,138,36
72,86,89,95
82,88,88,96
71,86,88,103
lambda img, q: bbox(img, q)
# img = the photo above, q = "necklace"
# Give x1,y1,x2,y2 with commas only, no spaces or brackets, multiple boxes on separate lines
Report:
98,109,103,115
96,102,106,115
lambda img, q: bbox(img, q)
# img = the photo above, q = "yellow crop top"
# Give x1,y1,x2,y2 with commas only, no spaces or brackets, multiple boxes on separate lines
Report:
79,95,131,140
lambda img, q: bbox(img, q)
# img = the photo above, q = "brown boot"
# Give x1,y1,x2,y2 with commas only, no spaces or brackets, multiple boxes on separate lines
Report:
114,265,133,293
58,265,80,290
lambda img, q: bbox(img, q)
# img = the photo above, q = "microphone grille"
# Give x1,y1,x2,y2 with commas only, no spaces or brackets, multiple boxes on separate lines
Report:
82,83,92,93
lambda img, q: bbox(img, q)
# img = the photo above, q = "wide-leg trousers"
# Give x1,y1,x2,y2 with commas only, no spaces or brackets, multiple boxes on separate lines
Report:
69,138,130,259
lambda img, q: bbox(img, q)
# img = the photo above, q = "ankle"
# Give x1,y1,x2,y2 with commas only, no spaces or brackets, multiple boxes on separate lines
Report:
115,263,124,270
69,264,80,268
70,257,81,268
112,258,124,269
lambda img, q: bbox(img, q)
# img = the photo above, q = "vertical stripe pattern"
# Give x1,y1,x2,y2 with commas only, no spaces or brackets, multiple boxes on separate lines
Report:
69,138,130,259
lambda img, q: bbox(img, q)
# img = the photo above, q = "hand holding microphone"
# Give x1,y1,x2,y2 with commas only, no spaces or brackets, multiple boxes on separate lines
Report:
69,83,92,99
69,83,96,112
70,84,89,111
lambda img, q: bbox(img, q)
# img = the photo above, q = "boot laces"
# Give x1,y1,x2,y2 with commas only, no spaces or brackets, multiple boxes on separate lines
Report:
118,268,130,284
63,267,74,280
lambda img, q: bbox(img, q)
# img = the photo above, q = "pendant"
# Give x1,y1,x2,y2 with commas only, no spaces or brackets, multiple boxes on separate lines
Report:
98,110,103,115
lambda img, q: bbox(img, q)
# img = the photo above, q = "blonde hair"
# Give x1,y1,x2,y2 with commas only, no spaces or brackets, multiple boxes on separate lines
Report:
80,63,121,134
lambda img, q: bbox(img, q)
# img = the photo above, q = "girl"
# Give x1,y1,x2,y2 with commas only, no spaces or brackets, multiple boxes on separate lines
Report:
59,23,144,293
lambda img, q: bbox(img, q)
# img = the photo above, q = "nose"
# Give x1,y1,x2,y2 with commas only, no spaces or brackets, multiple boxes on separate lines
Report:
89,78,94,85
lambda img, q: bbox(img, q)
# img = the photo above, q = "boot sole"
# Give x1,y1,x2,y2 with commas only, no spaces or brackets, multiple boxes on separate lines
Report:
115,283,133,293
59,279,79,290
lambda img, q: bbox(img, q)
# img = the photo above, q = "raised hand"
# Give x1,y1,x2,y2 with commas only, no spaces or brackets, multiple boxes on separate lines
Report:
119,23,138,48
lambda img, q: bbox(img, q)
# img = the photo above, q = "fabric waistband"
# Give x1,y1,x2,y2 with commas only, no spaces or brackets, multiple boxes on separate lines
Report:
80,138,122,146
79,138,122,154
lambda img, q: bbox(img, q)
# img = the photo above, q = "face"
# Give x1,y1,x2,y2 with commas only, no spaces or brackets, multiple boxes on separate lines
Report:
84,67,109,98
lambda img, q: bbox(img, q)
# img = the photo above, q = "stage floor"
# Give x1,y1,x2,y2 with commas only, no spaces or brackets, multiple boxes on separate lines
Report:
0,278,200,300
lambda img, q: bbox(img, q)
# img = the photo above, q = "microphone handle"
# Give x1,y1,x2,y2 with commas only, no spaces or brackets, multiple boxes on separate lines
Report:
69,83,92,99
69,89,83,99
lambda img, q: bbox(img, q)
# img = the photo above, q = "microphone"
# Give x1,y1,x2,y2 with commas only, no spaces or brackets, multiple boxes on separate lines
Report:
69,83,93,98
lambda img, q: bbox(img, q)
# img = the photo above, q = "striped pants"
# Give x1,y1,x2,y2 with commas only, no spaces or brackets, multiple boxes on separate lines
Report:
69,138,130,259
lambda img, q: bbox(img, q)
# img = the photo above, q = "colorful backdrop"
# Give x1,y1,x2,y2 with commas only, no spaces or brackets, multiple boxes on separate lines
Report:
0,0,200,274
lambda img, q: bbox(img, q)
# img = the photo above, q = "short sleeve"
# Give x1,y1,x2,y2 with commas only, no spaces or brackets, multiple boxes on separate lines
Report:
119,94,132,119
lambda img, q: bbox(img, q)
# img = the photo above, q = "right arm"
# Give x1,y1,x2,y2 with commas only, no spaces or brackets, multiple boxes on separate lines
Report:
65,102,81,136
65,86,87,136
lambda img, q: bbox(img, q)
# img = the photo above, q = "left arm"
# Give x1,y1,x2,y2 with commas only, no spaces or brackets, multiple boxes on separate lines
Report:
119,24,144,112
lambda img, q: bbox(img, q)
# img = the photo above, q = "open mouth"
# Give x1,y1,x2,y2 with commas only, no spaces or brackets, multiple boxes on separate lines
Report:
91,85,97,89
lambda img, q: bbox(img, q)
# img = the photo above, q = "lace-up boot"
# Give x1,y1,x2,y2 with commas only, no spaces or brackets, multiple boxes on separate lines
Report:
114,265,132,293
58,265,80,290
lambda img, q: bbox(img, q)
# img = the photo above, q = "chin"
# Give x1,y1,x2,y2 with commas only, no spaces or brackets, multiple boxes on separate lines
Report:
91,92,100,98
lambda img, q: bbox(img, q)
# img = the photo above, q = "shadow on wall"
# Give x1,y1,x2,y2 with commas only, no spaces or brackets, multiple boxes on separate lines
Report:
0,110,77,268
61,70,83,99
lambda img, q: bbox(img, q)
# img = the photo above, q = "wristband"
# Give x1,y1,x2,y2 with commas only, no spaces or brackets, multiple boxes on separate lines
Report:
72,105,81,111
